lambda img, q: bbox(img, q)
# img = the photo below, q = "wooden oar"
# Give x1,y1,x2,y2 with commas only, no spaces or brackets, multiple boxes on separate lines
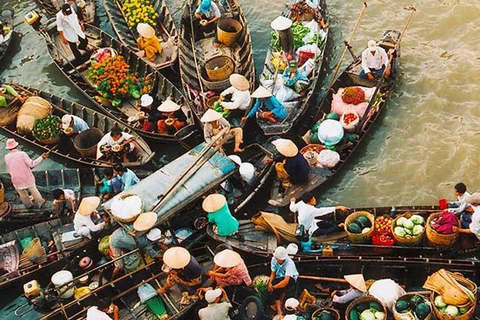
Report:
356,6,416,134
298,275,348,283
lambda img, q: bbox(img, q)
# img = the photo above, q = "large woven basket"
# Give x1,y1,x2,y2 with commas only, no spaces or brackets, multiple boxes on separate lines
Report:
312,307,340,320
22,237,46,264
0,103,19,126
346,296,386,320
217,18,243,47
392,293,432,320
431,290,476,320
205,55,235,81
201,72,232,91
17,96,52,135
344,211,374,244
110,193,144,223
425,212,459,249
73,127,104,158
391,213,425,246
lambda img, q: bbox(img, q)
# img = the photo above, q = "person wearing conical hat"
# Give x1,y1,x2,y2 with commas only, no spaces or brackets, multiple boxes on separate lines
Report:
207,249,252,288
203,194,239,237
331,274,367,305
73,196,109,239
201,109,244,153
282,60,309,93
135,94,162,132
219,74,251,111
271,138,310,188
242,86,287,124
156,246,203,294
136,23,162,62
156,98,187,134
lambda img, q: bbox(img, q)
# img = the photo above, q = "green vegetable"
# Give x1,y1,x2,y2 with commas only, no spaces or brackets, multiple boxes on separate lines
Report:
326,112,339,120
130,89,140,99
356,216,371,228
359,309,375,320
112,98,122,107
403,219,414,230
348,222,361,234
395,300,409,312
310,132,321,144
32,115,61,141
349,309,359,320
356,303,369,313
396,217,407,227
369,302,382,312
415,302,430,319
318,311,335,320
444,305,459,316
459,306,470,314
405,228,413,236
311,123,320,133
410,214,424,225
412,225,424,236
434,296,446,308
394,226,406,238
409,295,424,308
374,311,385,320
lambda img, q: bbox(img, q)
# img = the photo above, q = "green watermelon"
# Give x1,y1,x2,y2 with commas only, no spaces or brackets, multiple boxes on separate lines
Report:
369,301,383,311
310,132,321,144
326,112,339,120
348,222,362,234
409,295,423,308
319,311,335,320
356,302,369,313
356,216,372,228
311,123,320,133
349,309,359,320
395,300,409,313
415,302,430,319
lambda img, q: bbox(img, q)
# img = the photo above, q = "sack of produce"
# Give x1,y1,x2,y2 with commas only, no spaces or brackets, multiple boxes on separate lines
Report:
331,86,376,118
32,115,61,145
392,213,425,246
340,111,359,132
110,193,144,223
346,296,386,320
393,294,432,320
369,279,406,311
317,149,340,168
17,96,52,135
317,119,344,146
345,211,374,244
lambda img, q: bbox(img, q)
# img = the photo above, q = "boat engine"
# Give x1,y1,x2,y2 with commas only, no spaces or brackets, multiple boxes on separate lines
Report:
23,280,57,311
24,11,42,31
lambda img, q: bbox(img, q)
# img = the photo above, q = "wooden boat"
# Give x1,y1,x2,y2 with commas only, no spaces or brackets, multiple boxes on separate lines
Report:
0,9,15,64
103,0,178,70
0,83,154,168
33,0,95,24
178,0,255,127
256,0,329,136
268,30,402,207
31,19,198,145
207,205,480,260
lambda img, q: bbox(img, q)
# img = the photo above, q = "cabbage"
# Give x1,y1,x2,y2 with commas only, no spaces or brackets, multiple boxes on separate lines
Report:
403,219,414,229
374,311,385,320
394,226,406,237
410,214,424,225
360,309,376,320
412,225,424,236
444,305,459,316
434,295,446,308
404,227,413,235
397,217,407,227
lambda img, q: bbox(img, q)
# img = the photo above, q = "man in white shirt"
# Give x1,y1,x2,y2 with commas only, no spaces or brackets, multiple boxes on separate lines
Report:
454,192,480,241
220,74,251,111
56,3,88,63
96,127,136,163
73,196,109,239
198,287,232,320
359,39,390,81
86,299,119,320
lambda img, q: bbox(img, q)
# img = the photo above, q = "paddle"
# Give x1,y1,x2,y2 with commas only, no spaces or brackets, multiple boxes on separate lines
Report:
356,6,416,134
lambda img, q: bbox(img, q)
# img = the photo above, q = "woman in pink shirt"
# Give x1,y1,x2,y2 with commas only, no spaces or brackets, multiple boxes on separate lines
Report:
4,139,48,208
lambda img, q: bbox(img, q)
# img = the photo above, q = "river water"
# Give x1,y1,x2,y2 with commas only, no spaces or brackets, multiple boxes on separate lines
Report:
1,0,479,209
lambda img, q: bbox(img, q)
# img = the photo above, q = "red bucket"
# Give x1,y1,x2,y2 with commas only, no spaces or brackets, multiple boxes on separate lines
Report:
438,198,448,210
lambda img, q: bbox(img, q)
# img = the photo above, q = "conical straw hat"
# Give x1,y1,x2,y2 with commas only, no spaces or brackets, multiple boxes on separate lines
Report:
137,23,155,38
229,74,250,91
344,274,367,292
157,99,181,112
133,211,157,232
163,247,191,269
271,16,292,31
214,249,242,268
200,109,223,123
251,86,272,99
78,196,100,216
272,139,298,157
202,194,227,212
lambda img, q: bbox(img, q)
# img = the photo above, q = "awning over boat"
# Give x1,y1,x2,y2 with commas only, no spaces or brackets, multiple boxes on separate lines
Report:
103,143,236,225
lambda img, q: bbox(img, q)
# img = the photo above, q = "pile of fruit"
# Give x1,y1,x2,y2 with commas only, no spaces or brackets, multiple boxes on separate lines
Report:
349,301,385,320
347,215,372,234
88,55,141,103
342,112,358,126
212,101,229,118
393,214,425,239
394,295,431,320
374,215,393,235
433,295,471,317
313,309,337,320
32,115,61,143
271,23,321,51
122,0,158,29
342,87,366,105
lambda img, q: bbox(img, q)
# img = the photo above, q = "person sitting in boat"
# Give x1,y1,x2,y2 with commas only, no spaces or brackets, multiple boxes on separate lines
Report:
283,60,309,93
201,109,244,153
97,126,136,163
242,86,287,124
86,298,119,320
197,287,232,320
290,193,349,237
136,23,162,62
73,196,109,239
283,298,306,320
203,194,239,237
0,82,26,107
61,114,89,135
453,192,480,241
156,247,203,294
112,163,139,192
95,167,122,200
156,99,187,135
56,3,89,65
0,21,4,45
52,188,76,216
208,249,252,288
330,274,367,305
194,0,221,45
360,39,390,81
268,246,299,318
445,182,472,228
270,138,310,188
135,94,161,132
290,0,329,29
219,74,251,111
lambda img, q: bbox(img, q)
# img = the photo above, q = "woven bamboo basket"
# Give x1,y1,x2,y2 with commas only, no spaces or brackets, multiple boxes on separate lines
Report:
206,96,221,108
217,18,243,47
205,55,235,81
17,96,52,135
22,237,46,263
0,104,19,126
425,212,459,249
430,291,475,320
392,293,432,320
391,213,425,246
110,193,144,223
201,72,232,91
344,211,375,244
346,296,386,320
312,307,340,320
73,127,104,158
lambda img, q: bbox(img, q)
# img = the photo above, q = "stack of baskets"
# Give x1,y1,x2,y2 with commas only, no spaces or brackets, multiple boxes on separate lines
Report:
344,211,375,244
425,212,459,249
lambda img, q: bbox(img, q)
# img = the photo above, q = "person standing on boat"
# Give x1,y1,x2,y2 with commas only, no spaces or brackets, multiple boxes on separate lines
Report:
360,39,390,81
268,246,299,318
290,0,329,29
219,74,251,111
283,60,309,93
4,138,48,209
207,249,252,288
242,86,287,124
203,194,239,237
56,3,88,65
290,193,349,237
73,196,108,239
201,109,244,153
330,274,367,305
270,139,310,188
194,0,221,44
453,192,480,241
97,127,136,163
197,287,232,320
156,99,187,135
112,163,139,191
136,23,162,62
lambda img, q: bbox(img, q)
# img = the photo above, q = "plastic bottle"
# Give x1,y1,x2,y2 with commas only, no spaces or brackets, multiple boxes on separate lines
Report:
390,206,396,217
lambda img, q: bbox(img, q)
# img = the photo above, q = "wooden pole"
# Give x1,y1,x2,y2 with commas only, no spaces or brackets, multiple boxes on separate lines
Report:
188,0,207,110
298,275,348,283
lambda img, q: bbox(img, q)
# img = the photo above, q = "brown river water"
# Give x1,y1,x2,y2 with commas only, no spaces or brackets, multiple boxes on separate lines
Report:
0,0,479,209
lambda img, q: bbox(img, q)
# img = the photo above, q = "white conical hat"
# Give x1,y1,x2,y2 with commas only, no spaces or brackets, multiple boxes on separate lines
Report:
251,86,272,99
78,196,100,216
137,23,155,38
272,139,298,157
344,274,367,292
271,16,292,31
163,247,191,269
229,74,250,91
200,109,223,122
157,98,181,112
133,211,157,232
202,194,227,212
214,249,242,268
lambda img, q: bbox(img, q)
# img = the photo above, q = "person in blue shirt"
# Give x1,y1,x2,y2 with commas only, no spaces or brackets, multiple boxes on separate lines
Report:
113,163,140,192
283,60,309,93
242,86,287,123
271,138,310,188
96,167,122,200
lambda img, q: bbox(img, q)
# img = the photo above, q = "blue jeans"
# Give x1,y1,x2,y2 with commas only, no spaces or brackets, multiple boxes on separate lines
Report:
359,65,386,79
461,213,472,228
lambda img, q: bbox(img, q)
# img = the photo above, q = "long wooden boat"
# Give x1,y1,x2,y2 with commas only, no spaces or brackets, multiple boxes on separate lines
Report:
33,0,95,24
255,0,329,137
0,83,154,168
268,30,402,207
31,18,198,145
207,205,480,260
103,0,178,70
178,0,255,127
0,9,15,65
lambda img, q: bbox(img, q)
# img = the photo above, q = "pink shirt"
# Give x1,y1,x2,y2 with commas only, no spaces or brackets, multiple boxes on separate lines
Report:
4,149,43,189
215,260,252,287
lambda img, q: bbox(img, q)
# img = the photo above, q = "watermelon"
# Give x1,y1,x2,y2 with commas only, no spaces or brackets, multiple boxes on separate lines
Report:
395,300,409,313
409,295,423,308
348,222,362,234
319,311,335,320
369,301,383,311
326,112,339,120
357,216,372,228
310,132,321,144
349,309,359,320
356,302,369,313
415,303,430,319
311,123,320,133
